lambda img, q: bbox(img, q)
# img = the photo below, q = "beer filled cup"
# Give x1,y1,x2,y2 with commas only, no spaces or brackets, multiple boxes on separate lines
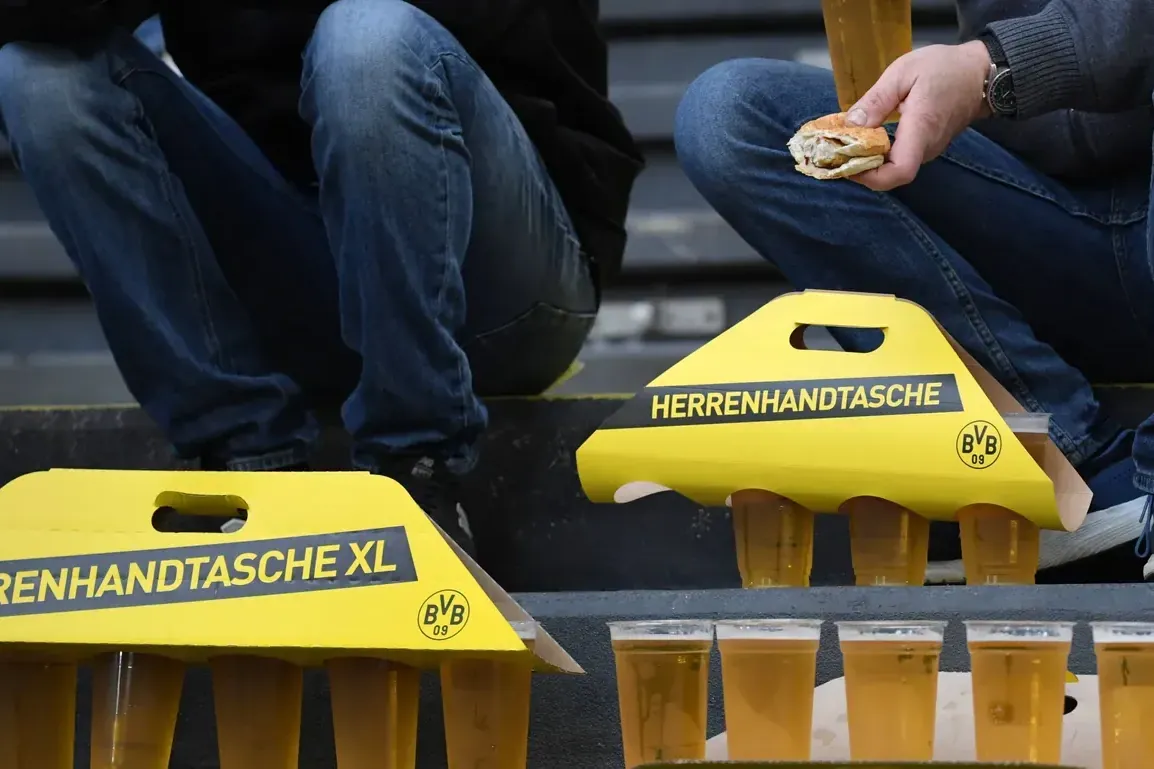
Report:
966,620,1073,763
0,658,77,769
90,652,185,769
957,413,1050,585
210,655,303,769
441,620,537,769
1092,622,1154,769
716,619,821,760
731,490,814,588
845,497,929,586
820,0,913,116
837,620,945,760
608,619,713,768
328,657,420,769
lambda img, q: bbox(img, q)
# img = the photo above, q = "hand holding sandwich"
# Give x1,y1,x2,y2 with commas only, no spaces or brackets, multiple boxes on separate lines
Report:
844,41,993,191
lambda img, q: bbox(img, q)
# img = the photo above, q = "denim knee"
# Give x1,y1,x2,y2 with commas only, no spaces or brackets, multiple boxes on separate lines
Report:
0,42,103,161
303,0,451,142
675,58,836,202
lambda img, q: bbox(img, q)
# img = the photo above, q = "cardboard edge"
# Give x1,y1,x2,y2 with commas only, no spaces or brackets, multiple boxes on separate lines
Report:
934,320,1091,532
431,519,584,675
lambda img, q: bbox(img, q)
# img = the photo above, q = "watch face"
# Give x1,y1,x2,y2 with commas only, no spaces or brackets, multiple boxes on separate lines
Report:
990,69,1017,116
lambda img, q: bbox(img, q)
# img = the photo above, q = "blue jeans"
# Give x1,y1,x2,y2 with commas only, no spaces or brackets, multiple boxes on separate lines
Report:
675,59,1154,491
0,0,597,471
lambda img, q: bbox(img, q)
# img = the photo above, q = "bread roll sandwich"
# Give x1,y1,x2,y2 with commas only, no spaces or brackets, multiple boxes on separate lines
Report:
787,113,890,180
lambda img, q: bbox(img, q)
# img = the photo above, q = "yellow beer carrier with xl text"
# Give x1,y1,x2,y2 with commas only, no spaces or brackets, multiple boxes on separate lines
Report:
577,290,1092,588
0,470,579,769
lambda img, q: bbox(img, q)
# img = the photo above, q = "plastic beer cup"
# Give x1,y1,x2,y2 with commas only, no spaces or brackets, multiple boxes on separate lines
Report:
716,619,821,760
608,619,713,768
958,413,1050,585
820,0,913,115
90,652,184,769
0,659,77,769
441,620,537,769
845,497,930,586
210,655,303,769
328,657,420,769
731,490,814,588
1092,622,1154,769
837,620,945,760
966,621,1073,763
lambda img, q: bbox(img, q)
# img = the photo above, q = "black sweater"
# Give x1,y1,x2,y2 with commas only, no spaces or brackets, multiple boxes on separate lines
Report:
2,0,644,286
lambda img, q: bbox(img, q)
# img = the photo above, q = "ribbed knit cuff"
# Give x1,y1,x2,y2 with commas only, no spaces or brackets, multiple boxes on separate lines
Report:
986,3,1082,119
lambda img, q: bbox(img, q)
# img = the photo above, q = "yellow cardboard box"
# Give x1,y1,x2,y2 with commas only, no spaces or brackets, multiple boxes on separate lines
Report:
577,290,1090,531
0,468,580,671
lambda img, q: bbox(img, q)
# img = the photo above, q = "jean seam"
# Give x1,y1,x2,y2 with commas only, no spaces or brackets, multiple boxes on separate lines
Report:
1113,225,1154,348
426,54,474,444
110,63,233,370
939,151,1145,226
430,51,585,251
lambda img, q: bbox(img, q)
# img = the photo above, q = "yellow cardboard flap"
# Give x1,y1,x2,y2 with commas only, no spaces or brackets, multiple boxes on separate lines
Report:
0,469,581,672
576,290,1090,531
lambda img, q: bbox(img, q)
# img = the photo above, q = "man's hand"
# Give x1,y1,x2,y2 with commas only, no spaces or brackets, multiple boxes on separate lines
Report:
846,41,992,191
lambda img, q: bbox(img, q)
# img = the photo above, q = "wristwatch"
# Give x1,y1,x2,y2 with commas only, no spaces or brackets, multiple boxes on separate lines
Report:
979,31,1017,118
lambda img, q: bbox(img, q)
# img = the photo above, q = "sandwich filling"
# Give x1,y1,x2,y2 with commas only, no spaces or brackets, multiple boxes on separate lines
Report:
786,114,890,180
788,131,882,175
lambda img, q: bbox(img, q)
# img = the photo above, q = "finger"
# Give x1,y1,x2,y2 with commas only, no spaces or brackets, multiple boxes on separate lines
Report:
846,56,912,128
867,105,933,189
854,161,916,192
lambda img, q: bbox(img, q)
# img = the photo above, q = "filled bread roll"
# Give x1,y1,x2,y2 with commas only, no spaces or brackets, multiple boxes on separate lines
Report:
787,113,890,180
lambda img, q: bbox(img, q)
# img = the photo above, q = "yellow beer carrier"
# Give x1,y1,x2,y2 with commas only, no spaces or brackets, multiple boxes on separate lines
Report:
0,470,579,769
577,290,1092,588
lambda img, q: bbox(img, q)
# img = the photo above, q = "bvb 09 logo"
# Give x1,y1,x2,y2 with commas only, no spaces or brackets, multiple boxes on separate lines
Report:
418,589,471,641
956,420,1002,469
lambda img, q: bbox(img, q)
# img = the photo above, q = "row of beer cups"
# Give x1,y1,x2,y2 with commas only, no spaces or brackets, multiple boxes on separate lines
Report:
0,620,537,769
609,617,1153,769
733,412,1052,588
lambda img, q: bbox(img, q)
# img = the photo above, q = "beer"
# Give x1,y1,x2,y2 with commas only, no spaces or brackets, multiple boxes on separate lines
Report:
608,620,713,769
966,621,1072,763
820,0,913,114
441,620,537,769
958,504,1040,585
837,621,945,760
210,655,303,769
328,657,420,769
1004,412,1051,467
1093,622,1154,769
958,414,1050,586
0,659,76,769
845,498,929,586
90,652,184,769
731,489,814,588
716,619,821,760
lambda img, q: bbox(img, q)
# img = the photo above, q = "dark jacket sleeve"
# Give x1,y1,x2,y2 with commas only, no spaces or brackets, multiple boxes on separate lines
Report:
980,0,1154,118
1,0,117,46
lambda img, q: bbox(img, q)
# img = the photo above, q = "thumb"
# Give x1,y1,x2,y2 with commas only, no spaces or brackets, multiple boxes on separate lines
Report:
845,59,909,128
